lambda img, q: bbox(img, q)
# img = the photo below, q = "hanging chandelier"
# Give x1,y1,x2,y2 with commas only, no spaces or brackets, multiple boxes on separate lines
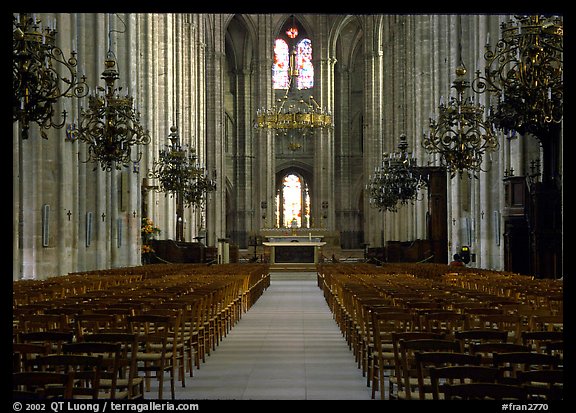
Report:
367,134,424,212
149,126,216,209
253,77,333,136
423,64,499,178
472,15,563,137
77,50,150,171
13,13,89,139
253,18,332,141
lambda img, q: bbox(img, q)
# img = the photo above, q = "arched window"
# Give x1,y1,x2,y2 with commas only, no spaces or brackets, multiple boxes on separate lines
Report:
275,173,310,228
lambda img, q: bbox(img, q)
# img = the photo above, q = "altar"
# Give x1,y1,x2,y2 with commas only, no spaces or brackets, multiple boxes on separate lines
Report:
262,234,326,271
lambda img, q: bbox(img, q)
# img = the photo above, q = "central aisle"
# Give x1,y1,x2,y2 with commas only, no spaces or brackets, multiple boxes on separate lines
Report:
173,271,372,400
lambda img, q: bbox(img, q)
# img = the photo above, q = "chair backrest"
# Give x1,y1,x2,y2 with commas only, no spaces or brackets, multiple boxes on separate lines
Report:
13,342,51,372
477,314,523,344
371,310,417,348
34,354,103,399
516,369,564,400
429,365,501,400
455,329,509,353
415,352,483,400
528,314,563,332
82,332,142,400
396,338,461,400
127,314,172,360
17,313,70,333
144,307,184,352
17,331,75,354
13,371,75,399
62,341,122,399
470,342,531,365
442,382,527,400
422,311,467,340
520,330,563,353
492,351,561,384
75,313,125,340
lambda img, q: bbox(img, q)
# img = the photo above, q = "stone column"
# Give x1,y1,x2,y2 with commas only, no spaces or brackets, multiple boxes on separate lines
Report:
362,15,385,247
313,15,335,233
205,14,228,247
253,14,275,231
234,67,254,247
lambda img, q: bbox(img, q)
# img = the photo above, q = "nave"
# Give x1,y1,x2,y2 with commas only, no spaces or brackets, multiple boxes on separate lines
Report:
13,263,564,401
150,271,372,400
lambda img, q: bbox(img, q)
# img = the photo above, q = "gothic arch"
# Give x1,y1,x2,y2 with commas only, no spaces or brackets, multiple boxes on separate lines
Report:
273,14,314,40
275,165,314,228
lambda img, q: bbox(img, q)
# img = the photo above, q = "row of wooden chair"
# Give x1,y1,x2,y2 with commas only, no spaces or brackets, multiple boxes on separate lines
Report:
317,263,563,401
13,264,271,400
385,332,562,400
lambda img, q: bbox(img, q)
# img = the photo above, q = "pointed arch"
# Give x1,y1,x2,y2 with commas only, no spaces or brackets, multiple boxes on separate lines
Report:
274,166,313,229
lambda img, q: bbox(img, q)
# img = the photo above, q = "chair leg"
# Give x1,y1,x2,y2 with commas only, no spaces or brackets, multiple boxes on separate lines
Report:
170,365,175,399
157,367,163,400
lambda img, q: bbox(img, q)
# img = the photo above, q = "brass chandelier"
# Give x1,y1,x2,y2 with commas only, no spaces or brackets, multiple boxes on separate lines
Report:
149,126,217,209
77,17,150,172
253,68,333,136
423,64,499,178
367,134,424,212
13,13,89,139
148,125,216,242
253,19,332,142
472,15,563,137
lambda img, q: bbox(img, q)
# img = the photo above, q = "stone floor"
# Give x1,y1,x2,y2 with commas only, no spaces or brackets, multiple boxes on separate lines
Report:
148,271,374,400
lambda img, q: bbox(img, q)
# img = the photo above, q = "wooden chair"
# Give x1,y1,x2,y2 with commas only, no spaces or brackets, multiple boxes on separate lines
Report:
176,294,205,371
352,293,398,379
492,352,561,385
394,338,461,400
369,310,418,399
83,332,144,400
62,341,125,399
415,352,483,400
188,291,210,362
443,382,527,400
429,365,501,400
196,288,218,356
128,314,176,400
144,306,187,388
13,371,75,399
516,369,563,400
33,354,103,399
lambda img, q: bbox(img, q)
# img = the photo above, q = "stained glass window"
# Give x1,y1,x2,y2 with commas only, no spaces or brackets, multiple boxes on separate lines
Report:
273,37,314,90
296,39,313,90
283,174,302,228
273,39,289,89
276,174,310,228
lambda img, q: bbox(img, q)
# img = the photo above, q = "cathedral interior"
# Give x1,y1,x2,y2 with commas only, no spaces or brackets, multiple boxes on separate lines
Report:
13,13,563,280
